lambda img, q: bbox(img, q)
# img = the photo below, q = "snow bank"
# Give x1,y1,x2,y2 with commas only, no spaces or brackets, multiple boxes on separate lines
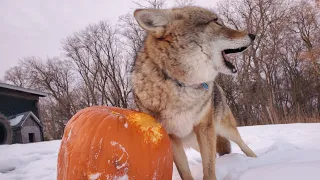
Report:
1,123,320,180
0,140,61,180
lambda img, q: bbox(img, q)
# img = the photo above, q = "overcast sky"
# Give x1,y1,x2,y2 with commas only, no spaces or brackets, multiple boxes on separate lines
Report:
0,0,218,78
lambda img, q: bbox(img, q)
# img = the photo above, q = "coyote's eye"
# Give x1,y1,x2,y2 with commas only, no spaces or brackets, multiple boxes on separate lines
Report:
214,18,223,26
206,18,222,26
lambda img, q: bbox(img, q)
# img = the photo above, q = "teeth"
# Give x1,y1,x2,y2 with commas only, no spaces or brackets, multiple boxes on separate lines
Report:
232,68,237,73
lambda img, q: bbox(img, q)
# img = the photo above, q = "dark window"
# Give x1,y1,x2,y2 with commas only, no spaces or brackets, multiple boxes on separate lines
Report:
28,133,35,142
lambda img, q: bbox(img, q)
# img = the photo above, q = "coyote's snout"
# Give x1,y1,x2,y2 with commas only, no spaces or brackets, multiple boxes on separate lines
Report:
216,27,256,74
132,6,256,180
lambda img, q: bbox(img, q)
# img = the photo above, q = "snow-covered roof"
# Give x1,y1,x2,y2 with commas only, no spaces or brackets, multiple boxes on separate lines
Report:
8,111,43,129
9,114,24,126
0,83,48,97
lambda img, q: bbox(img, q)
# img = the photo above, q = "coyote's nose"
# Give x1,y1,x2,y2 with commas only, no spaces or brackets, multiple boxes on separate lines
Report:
249,34,256,41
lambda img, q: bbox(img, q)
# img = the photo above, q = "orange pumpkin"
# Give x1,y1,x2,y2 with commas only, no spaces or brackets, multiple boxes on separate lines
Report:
57,106,173,180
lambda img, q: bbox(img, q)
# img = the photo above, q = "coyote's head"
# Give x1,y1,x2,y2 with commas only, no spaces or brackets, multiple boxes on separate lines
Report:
134,6,255,85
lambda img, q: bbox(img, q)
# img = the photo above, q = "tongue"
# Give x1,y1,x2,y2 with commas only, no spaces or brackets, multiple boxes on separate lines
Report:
222,51,230,62
222,51,237,73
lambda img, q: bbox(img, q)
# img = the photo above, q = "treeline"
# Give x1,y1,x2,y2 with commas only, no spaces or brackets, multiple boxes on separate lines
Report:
215,0,320,125
3,0,320,139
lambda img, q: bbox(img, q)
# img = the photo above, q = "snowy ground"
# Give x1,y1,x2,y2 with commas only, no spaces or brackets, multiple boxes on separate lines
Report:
1,123,320,180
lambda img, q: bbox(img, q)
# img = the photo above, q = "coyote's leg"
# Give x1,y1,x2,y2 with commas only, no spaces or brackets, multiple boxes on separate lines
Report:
216,135,231,156
170,135,194,180
220,125,256,157
195,122,217,180
217,113,257,158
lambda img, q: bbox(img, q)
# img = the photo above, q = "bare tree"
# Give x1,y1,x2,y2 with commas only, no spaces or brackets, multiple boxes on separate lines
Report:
133,0,167,9
118,14,146,60
174,0,195,7
216,0,320,125
63,21,131,108
4,62,37,88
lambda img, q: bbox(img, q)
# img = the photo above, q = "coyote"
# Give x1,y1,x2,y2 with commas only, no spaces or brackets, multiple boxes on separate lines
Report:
132,6,257,180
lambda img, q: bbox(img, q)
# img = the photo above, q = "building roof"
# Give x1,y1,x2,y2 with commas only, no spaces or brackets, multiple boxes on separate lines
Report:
0,83,48,97
8,111,44,129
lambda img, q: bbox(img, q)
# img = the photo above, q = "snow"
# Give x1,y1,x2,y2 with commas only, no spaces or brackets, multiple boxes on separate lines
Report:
110,141,129,170
89,173,101,180
8,114,24,126
118,174,129,180
0,140,61,180
124,122,128,128
66,129,72,141
1,123,320,180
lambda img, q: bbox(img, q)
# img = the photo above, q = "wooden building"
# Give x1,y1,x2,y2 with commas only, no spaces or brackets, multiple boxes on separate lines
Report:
8,111,44,143
0,83,47,144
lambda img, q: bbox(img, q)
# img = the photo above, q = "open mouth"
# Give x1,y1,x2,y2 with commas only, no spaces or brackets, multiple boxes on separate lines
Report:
222,46,248,73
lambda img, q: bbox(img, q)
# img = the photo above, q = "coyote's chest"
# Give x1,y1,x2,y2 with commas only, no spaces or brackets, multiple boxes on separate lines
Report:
160,100,211,137
155,85,213,138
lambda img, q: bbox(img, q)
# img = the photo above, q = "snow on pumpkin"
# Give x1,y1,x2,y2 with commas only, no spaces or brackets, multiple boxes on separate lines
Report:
57,106,173,180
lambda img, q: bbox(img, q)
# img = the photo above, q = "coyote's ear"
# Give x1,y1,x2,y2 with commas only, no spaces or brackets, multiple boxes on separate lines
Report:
134,9,171,38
